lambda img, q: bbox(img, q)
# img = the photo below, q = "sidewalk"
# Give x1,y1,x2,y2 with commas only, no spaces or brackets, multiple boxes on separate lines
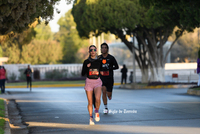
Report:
5,83,121,88
5,83,196,89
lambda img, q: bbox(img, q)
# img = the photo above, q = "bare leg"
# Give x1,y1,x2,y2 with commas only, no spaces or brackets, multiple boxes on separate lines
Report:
85,90,93,116
107,91,112,99
102,86,107,105
94,86,101,110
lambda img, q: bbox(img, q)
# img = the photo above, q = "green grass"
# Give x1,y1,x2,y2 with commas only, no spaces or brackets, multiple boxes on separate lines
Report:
192,87,200,90
0,99,5,134
6,80,85,86
0,100,4,118
0,119,5,134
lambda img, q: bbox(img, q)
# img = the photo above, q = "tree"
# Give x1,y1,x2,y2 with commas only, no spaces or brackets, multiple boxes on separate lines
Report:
140,0,200,32
1,20,62,64
72,0,184,82
55,9,89,63
0,0,73,35
35,22,53,41
169,28,200,62
21,40,62,64
1,25,37,63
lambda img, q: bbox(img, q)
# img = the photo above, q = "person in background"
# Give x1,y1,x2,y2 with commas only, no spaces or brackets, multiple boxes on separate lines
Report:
0,66,6,94
129,71,133,83
197,50,200,86
121,64,128,84
24,65,32,89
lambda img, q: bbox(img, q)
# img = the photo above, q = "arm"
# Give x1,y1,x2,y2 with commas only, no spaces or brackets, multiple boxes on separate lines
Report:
112,57,119,70
24,69,27,74
81,60,87,76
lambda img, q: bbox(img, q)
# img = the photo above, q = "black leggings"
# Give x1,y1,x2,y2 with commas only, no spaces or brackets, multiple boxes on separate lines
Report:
0,79,5,93
121,76,127,84
26,77,32,87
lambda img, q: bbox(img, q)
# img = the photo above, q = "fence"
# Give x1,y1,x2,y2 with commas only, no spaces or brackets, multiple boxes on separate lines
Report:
3,63,199,83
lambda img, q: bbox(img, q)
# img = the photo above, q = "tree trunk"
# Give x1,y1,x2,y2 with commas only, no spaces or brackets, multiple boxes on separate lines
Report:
141,67,148,83
149,66,165,82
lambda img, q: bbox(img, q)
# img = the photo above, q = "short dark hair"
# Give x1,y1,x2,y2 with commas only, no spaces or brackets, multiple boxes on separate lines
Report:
101,43,109,49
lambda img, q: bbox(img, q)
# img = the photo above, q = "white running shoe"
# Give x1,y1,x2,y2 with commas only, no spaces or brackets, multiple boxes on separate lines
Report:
103,108,108,114
95,113,100,122
89,118,95,125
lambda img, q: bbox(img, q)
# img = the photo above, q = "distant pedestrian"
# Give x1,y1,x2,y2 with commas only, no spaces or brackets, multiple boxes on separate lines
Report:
0,66,6,94
129,71,133,83
121,64,128,84
81,45,102,125
197,50,200,86
24,65,32,89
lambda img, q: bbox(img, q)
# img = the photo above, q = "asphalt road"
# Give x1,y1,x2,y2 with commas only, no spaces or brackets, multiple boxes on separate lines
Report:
1,87,200,134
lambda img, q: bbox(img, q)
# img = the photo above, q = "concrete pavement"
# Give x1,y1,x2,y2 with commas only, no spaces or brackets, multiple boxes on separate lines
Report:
1,87,200,134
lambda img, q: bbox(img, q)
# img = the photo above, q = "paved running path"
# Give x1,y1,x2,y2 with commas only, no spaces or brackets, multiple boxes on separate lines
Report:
1,87,200,134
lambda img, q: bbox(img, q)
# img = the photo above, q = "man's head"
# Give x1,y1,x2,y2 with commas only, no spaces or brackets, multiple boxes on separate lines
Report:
28,65,30,69
101,43,109,54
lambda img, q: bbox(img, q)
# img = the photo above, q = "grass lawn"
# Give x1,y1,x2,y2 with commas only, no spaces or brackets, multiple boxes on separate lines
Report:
190,87,200,90
6,80,85,86
0,99,5,134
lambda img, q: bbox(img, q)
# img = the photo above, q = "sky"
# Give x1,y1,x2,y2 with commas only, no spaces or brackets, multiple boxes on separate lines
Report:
49,0,73,33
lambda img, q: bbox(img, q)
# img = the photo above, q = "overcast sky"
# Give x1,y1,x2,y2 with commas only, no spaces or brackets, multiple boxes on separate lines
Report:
49,0,73,33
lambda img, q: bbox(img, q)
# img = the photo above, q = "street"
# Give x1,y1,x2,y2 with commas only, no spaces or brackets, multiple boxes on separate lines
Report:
1,86,200,134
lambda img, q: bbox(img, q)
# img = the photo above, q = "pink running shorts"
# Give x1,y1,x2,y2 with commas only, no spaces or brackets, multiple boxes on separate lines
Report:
84,78,102,91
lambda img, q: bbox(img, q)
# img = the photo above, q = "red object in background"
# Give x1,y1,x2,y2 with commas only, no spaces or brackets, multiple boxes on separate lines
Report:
172,74,178,78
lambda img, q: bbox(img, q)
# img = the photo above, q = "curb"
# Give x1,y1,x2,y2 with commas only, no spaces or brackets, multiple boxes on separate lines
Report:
119,84,195,89
145,85,194,89
6,99,28,134
5,83,121,89
187,89,200,96
4,99,11,134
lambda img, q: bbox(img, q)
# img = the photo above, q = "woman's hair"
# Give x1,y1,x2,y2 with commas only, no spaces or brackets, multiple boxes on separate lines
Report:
89,45,96,50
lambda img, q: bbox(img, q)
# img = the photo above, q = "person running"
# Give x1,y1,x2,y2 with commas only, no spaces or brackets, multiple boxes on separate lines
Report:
99,43,119,114
81,45,102,125
0,66,6,94
24,65,32,89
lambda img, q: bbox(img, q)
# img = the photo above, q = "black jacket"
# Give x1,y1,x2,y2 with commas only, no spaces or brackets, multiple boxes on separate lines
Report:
81,56,102,79
99,54,119,78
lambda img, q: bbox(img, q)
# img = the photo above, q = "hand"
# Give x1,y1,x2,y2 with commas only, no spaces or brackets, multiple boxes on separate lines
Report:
100,71,103,75
87,63,91,67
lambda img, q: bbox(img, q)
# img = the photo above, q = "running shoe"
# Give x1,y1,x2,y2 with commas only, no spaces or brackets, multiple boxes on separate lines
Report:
89,118,95,125
95,112,100,122
108,96,112,100
103,108,108,114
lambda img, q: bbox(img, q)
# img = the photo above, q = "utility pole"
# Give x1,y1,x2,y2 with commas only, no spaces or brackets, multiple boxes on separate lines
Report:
132,34,136,84
97,36,101,55
93,36,96,46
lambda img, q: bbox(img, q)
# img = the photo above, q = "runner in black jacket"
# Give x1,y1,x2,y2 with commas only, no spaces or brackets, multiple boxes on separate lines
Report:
81,45,102,125
93,43,119,114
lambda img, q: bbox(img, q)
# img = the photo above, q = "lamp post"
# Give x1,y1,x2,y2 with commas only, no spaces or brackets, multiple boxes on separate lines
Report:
132,34,136,84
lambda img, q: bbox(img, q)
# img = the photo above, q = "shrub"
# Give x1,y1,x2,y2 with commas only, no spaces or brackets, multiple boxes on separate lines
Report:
8,73,17,81
70,70,81,77
33,70,40,80
18,69,26,81
45,69,68,80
